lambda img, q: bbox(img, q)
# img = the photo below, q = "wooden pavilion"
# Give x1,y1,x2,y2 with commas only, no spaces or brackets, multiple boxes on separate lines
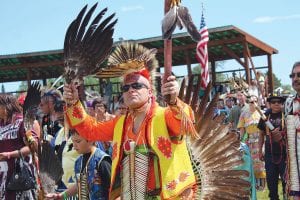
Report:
0,25,278,93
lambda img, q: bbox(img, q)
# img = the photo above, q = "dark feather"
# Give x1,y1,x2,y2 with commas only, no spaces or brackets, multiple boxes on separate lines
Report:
195,81,212,123
177,6,201,42
183,78,252,198
75,3,98,46
38,141,64,193
63,3,117,84
176,17,183,30
161,6,177,39
178,77,186,99
101,42,159,78
23,82,41,130
191,74,202,110
82,8,108,44
196,92,219,138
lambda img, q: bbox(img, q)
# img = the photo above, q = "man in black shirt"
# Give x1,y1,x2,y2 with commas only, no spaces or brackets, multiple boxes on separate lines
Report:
257,95,286,200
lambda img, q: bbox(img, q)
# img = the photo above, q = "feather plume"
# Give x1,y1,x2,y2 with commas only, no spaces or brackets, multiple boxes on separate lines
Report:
176,16,184,30
63,3,117,84
196,92,219,138
180,75,252,199
177,6,201,41
162,1,201,42
162,6,178,40
23,82,41,130
178,77,186,99
38,141,64,194
96,42,159,82
191,74,202,110
161,2,201,41
195,81,211,123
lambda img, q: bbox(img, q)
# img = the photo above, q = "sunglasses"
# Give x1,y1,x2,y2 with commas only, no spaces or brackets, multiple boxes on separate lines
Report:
289,72,300,78
249,101,257,104
270,100,282,104
121,82,148,92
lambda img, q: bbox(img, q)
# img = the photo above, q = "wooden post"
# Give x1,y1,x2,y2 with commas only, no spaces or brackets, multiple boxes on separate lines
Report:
267,54,273,94
163,0,172,103
185,50,192,77
211,60,216,86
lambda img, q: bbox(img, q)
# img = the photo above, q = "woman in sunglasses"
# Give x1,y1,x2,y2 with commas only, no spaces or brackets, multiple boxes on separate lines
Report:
63,42,196,199
285,61,300,200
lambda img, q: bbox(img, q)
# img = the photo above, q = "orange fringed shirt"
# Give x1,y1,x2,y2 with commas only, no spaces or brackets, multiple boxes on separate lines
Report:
65,99,195,198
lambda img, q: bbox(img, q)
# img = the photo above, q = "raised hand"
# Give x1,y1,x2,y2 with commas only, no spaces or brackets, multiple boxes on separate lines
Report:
63,83,79,106
161,75,179,105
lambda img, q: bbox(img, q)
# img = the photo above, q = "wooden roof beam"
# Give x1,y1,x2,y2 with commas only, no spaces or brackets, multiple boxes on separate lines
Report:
0,60,63,70
245,35,278,54
222,45,245,67
156,36,245,53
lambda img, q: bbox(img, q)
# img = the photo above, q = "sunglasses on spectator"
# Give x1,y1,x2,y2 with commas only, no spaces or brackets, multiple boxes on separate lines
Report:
289,72,300,78
249,101,257,104
270,100,282,104
121,82,148,92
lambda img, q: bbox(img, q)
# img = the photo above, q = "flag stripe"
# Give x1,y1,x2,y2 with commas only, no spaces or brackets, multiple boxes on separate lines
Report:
196,13,209,88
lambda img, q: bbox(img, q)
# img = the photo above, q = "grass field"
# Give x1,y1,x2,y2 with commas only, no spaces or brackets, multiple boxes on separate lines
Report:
257,181,284,200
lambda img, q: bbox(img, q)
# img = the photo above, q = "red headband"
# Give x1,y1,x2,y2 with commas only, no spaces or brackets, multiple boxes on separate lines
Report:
124,68,151,83
133,68,150,80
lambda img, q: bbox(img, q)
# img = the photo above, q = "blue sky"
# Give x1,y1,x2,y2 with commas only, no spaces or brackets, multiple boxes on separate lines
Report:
1,0,299,92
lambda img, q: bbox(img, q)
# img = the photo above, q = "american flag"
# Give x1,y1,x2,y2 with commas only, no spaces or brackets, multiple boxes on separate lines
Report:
196,13,209,88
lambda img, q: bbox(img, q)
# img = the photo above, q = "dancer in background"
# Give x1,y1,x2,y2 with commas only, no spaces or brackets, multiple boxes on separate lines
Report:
0,94,38,199
285,61,300,200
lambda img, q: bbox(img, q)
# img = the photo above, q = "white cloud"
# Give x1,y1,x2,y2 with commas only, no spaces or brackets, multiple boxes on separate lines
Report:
253,14,300,23
121,5,144,12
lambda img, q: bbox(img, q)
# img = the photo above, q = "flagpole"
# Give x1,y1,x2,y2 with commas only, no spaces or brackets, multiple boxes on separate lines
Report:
163,0,172,103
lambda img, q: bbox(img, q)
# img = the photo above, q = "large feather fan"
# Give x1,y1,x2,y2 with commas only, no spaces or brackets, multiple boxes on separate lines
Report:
162,0,201,41
178,75,252,199
38,141,64,194
63,3,117,84
23,82,41,130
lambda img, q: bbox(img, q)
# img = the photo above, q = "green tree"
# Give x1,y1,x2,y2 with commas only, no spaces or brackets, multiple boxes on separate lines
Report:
271,73,281,89
18,81,28,92
281,84,292,91
84,76,100,92
84,76,121,96
192,64,202,74
192,62,226,83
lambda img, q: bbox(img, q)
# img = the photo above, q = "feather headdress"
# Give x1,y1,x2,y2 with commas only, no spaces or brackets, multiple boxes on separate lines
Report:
162,0,201,41
96,42,159,83
63,3,117,84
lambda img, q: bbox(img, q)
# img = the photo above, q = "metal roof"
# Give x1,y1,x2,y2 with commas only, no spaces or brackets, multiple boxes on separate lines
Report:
0,25,278,83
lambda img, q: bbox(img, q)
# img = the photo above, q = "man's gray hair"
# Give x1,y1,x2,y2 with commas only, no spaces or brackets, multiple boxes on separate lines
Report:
292,61,300,72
